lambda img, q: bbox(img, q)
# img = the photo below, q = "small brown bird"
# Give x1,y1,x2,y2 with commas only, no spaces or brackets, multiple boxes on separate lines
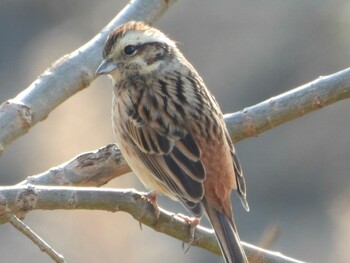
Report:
96,21,249,263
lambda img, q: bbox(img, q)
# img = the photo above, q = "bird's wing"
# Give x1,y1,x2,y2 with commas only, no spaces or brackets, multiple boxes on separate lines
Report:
123,84,205,216
225,130,249,211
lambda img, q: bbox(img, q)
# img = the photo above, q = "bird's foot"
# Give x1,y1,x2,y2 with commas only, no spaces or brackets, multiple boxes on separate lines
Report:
176,213,200,253
144,190,160,218
139,190,160,230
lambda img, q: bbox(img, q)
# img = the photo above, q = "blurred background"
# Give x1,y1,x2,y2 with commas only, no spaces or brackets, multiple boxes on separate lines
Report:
0,0,349,262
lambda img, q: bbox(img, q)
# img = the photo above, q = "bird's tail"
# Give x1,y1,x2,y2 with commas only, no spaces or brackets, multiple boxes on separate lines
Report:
203,201,248,263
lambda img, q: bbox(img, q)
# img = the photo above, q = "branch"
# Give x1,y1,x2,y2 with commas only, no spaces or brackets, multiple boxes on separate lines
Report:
0,191,65,262
225,67,350,142
17,144,131,187
8,214,66,263
0,185,303,263
0,0,177,155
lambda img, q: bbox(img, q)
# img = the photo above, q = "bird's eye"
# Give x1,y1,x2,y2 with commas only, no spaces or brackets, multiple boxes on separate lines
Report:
123,45,137,55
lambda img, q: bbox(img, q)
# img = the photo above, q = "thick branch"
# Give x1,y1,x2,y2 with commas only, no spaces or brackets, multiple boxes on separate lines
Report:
0,0,177,155
0,185,303,263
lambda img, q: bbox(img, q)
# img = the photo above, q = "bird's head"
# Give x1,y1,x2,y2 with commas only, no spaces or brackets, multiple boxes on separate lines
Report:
96,21,176,82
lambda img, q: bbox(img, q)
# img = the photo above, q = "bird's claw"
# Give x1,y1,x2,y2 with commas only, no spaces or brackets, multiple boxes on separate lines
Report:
176,213,200,253
144,190,160,219
138,191,160,230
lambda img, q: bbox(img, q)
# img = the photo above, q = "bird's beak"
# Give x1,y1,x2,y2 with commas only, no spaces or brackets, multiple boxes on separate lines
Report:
96,59,117,75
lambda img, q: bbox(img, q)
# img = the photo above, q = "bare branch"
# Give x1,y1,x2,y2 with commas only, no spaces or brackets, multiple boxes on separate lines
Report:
8,213,66,263
17,144,130,187
225,67,350,143
0,0,177,155
0,185,303,263
0,191,65,262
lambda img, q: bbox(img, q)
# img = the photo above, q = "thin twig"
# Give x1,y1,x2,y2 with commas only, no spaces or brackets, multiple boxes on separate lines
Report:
0,185,303,263
8,213,65,263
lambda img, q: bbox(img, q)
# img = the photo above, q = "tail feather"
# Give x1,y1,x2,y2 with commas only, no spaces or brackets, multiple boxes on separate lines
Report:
203,201,247,263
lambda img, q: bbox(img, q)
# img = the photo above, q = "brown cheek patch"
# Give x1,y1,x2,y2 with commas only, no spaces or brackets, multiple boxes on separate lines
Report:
141,44,166,65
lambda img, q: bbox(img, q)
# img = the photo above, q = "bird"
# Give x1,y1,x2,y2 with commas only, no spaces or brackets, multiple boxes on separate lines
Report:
96,21,249,263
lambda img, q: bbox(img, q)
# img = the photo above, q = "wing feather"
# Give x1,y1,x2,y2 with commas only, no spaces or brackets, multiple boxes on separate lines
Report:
123,86,206,206
225,130,249,211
